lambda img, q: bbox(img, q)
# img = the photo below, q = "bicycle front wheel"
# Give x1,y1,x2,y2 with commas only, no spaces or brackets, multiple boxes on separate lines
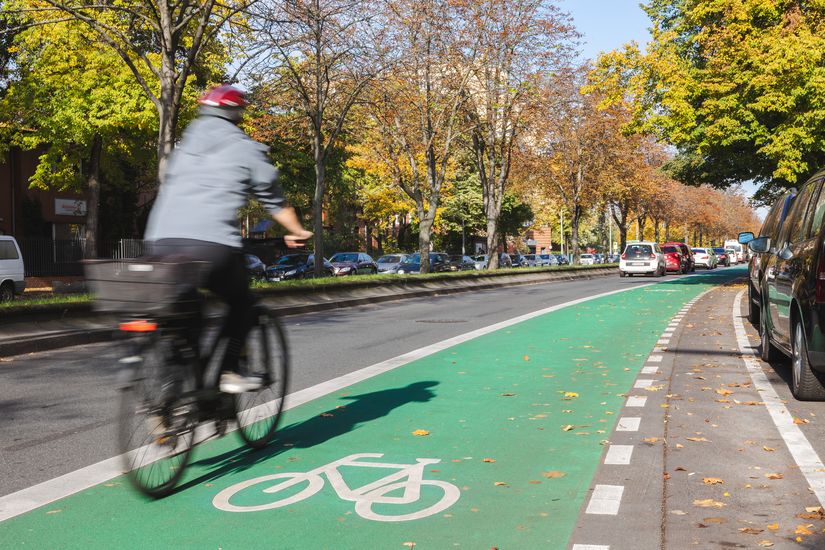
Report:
118,334,197,498
234,308,290,449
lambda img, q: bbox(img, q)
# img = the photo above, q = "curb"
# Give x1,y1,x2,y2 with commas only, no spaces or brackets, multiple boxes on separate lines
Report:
1,266,616,357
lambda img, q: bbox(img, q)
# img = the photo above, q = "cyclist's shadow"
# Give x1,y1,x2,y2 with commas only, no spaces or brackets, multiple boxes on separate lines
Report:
177,380,439,492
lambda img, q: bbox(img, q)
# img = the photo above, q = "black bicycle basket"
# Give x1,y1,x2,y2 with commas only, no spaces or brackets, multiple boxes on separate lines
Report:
84,259,208,316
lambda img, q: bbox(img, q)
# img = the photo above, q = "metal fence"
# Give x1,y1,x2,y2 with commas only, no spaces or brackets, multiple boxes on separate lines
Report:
18,238,145,277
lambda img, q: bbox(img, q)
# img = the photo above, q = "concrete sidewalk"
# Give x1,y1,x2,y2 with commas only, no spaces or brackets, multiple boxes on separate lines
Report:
1,266,616,357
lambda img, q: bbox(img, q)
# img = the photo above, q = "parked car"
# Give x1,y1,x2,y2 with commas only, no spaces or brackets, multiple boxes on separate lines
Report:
691,248,717,269
0,235,25,301
538,253,559,266
329,252,378,276
556,254,570,265
579,253,596,266
447,254,476,271
712,248,731,267
745,168,825,400
376,253,409,274
661,242,695,272
619,242,666,277
244,254,267,280
509,252,527,267
724,239,746,263
266,253,333,281
725,248,739,265
473,253,512,270
396,252,450,274
742,190,797,324
661,245,687,273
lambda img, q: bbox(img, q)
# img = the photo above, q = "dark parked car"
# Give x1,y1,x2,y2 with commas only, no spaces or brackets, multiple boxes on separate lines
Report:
712,248,731,267
376,253,409,273
329,252,378,276
447,255,476,271
266,253,333,281
396,253,450,274
509,252,527,267
744,190,797,324
746,169,825,400
244,254,267,280
556,254,570,265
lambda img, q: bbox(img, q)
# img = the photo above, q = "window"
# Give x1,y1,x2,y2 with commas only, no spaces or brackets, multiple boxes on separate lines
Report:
807,179,825,237
0,241,19,260
784,180,818,244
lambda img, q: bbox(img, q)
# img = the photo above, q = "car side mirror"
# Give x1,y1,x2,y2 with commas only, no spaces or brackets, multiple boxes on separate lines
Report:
738,232,755,245
779,245,794,261
748,236,770,253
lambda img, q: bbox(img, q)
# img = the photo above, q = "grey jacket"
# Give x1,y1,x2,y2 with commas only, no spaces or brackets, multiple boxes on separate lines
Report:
145,114,284,248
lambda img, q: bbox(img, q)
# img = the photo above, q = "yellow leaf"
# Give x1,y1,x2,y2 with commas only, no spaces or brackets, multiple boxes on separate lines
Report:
795,524,813,535
686,437,710,442
562,425,574,432
693,499,726,508
542,471,566,478
765,473,783,480
703,477,724,485
482,458,496,463
703,517,726,524
412,429,430,436
564,392,579,398
757,542,774,547
794,418,810,425
763,446,775,452
767,523,779,531
715,388,733,396
643,437,659,443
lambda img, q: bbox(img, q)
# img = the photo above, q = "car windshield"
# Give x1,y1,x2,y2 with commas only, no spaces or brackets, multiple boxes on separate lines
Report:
692,249,705,253
662,246,678,253
474,255,486,261
402,254,421,264
331,253,358,263
713,248,725,254
276,254,307,265
377,255,401,263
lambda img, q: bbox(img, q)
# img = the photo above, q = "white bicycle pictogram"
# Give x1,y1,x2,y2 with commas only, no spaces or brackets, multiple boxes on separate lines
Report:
212,453,461,522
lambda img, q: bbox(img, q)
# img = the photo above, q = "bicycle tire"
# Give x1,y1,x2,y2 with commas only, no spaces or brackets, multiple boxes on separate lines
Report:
118,333,197,498
234,308,290,449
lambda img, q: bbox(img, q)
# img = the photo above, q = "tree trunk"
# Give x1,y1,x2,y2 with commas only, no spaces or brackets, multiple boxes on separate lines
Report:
156,73,178,183
653,218,660,243
313,147,326,276
664,221,670,242
83,134,103,258
571,204,582,263
419,216,433,274
486,216,499,269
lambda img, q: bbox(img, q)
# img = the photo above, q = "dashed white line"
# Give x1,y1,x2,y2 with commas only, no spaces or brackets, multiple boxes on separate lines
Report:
572,545,610,550
604,445,634,465
641,366,659,374
626,396,647,407
585,485,624,515
634,379,655,388
656,338,670,345
616,417,641,431
647,355,663,363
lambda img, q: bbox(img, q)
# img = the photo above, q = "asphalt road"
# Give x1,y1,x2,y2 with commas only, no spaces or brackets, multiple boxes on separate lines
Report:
0,268,700,498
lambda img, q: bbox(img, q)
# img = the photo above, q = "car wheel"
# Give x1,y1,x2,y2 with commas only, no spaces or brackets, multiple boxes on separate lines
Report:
759,302,781,363
619,271,626,278
747,282,760,325
0,282,13,302
791,320,825,401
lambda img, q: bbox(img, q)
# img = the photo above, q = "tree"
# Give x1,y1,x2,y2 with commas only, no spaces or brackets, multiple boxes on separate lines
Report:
3,0,239,180
243,0,381,275
462,0,574,268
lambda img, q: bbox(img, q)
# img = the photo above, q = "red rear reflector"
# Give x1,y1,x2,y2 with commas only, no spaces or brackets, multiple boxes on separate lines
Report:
621,253,626,260
650,254,656,259
120,320,158,332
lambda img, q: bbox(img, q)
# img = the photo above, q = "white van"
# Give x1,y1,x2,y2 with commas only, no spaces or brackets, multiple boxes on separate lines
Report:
724,239,745,262
0,236,26,301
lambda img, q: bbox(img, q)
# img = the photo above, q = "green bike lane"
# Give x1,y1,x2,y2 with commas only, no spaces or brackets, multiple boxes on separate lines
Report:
0,269,743,549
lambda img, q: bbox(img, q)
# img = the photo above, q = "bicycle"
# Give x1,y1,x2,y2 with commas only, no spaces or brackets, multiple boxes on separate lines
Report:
85,259,289,498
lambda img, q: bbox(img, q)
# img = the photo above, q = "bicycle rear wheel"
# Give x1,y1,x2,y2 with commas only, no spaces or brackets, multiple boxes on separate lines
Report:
234,308,289,449
118,333,197,498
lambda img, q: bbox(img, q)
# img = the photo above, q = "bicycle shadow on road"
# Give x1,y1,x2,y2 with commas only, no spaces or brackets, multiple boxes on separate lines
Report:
175,380,440,492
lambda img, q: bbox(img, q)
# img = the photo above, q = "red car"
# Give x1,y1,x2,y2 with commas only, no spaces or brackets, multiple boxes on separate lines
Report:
661,242,695,272
660,244,687,273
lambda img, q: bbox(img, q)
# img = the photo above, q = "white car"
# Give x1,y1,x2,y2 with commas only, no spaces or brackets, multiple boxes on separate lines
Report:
538,253,559,266
724,240,745,263
618,242,667,277
691,248,718,269
579,253,596,265
0,236,26,301
725,248,738,265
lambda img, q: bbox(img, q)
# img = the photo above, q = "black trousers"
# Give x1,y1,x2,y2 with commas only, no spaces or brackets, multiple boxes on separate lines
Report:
149,238,253,369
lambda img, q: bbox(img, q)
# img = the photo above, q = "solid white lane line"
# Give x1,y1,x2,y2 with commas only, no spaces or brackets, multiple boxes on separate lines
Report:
617,417,641,431
572,545,610,550
634,379,655,388
733,291,825,507
626,396,647,407
604,445,634,465
586,485,624,515
0,282,659,524
647,355,663,363
641,366,659,374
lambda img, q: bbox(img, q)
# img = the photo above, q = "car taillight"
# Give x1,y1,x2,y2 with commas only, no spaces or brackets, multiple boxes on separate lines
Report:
650,254,656,259
621,253,626,260
816,252,825,303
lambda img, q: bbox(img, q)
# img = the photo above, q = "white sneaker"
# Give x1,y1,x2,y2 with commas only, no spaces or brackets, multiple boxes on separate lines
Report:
220,372,263,393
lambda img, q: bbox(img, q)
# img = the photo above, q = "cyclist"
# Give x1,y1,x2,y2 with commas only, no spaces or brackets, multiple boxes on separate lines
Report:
144,84,311,394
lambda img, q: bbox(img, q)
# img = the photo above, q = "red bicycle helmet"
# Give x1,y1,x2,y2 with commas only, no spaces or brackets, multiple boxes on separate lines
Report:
198,85,248,108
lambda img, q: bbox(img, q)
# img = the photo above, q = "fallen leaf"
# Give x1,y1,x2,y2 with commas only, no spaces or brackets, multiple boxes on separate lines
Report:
542,471,566,478
703,517,727,524
563,392,579,398
670,509,686,515
795,524,814,535
676,443,684,449
765,473,783,480
663,472,671,480
320,412,334,417
739,527,764,535
562,425,574,432
643,437,659,443
523,355,530,361
483,458,496,463
694,499,726,508
494,481,508,487
763,446,775,452
46,510,62,515
703,477,724,485
767,523,779,531
675,467,687,472
757,542,774,548
794,418,810,425
686,437,710,442
402,543,416,548
797,508,825,520
806,506,823,514
412,429,430,436
500,393,516,397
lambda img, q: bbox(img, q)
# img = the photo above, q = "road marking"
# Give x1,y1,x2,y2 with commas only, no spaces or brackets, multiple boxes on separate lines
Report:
585,484,624,515
733,291,825,507
626,396,647,407
572,545,610,550
647,355,663,363
0,282,660,523
656,339,670,345
634,379,655,388
616,417,641,431
604,445,634,465
641,366,659,374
